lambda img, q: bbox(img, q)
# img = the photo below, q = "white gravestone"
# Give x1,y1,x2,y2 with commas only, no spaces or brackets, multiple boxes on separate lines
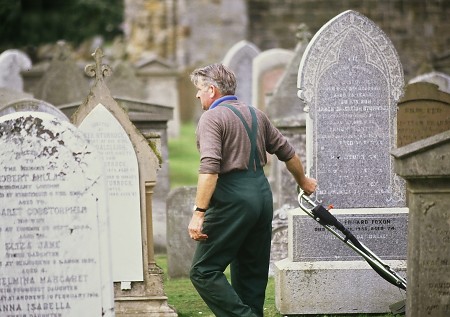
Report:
0,111,114,316
78,104,143,283
0,49,32,92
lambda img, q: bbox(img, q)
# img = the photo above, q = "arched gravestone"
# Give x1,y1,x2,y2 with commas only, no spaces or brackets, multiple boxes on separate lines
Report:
222,40,260,106
298,10,405,209
275,11,408,315
0,111,114,316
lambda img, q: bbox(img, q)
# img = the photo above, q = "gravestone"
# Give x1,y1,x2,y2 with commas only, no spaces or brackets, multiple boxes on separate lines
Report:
0,111,114,316
0,78,68,123
136,56,180,139
392,130,450,317
0,49,32,92
397,82,450,147
252,48,293,111
35,41,89,106
268,25,311,274
268,23,311,210
166,186,197,278
71,48,176,316
275,10,408,314
222,40,261,106
409,70,450,94
59,97,173,254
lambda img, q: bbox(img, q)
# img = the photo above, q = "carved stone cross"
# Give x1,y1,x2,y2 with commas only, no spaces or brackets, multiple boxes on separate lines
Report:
85,47,112,82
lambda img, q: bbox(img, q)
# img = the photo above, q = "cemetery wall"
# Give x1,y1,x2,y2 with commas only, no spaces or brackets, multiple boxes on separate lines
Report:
247,0,450,80
125,0,450,81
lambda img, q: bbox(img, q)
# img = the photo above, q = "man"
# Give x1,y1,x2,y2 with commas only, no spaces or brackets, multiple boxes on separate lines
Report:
188,63,317,317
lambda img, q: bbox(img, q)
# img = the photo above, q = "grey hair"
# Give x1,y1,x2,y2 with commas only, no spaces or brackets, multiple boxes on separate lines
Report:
190,63,236,95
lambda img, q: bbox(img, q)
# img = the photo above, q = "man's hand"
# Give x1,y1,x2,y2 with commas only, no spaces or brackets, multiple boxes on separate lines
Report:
188,211,208,241
299,176,317,196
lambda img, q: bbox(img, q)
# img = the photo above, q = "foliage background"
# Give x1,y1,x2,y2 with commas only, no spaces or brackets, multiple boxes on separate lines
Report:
0,0,123,52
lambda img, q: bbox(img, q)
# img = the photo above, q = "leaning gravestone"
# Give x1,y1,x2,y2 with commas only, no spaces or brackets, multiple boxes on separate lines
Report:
0,111,114,316
275,10,408,314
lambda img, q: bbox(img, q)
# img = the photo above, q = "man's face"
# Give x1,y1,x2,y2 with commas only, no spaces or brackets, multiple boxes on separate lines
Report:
195,77,214,111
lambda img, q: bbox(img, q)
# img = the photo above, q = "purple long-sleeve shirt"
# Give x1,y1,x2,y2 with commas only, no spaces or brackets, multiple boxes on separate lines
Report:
196,99,295,174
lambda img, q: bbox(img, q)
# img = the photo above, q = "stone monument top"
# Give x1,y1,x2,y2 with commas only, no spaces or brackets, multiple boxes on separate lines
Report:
298,10,405,208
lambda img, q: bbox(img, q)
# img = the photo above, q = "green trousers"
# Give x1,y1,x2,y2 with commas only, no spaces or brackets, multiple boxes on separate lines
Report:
190,169,273,317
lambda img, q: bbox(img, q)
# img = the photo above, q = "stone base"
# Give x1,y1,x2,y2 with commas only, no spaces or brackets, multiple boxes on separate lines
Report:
274,258,406,315
115,296,178,317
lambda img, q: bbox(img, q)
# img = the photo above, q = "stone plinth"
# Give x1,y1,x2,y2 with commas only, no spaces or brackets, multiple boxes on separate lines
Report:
392,130,450,317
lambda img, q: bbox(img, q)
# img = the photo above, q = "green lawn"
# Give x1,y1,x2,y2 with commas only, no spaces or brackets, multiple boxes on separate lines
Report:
168,122,199,188
165,123,397,317
156,254,396,317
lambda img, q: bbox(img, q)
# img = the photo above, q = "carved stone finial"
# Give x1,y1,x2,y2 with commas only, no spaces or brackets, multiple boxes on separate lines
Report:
84,47,112,81
55,40,71,61
296,23,312,44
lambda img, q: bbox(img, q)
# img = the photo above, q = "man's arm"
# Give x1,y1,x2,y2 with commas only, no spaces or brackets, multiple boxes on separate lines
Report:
188,173,218,240
285,154,317,195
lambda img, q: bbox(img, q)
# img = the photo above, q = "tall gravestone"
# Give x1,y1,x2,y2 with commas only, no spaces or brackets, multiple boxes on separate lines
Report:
0,111,114,316
392,130,450,317
267,24,311,274
71,49,176,316
222,40,261,106
275,10,408,314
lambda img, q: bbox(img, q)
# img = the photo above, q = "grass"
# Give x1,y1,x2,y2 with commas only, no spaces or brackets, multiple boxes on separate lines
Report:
165,123,397,316
168,122,200,188
156,254,395,317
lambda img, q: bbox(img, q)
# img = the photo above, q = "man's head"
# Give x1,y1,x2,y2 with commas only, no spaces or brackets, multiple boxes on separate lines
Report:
190,63,236,110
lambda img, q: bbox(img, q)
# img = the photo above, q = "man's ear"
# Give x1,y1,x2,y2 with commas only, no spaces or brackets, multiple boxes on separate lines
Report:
209,85,219,98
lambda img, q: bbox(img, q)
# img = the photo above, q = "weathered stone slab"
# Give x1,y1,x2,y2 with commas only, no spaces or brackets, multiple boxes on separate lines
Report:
290,208,407,262
397,82,450,147
298,10,405,209
275,259,406,315
392,130,450,317
0,98,68,121
166,186,197,278
409,70,450,94
0,111,114,316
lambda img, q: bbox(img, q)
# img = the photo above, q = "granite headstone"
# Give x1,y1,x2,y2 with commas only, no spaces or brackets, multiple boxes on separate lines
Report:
0,111,114,316
275,10,408,314
298,12,405,209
